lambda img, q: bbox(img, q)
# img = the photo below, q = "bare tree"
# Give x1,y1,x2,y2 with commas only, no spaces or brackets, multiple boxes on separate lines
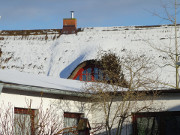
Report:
0,99,64,135
85,51,161,135
150,0,180,88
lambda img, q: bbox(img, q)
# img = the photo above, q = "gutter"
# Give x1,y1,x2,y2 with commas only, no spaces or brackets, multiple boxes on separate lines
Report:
1,82,179,99
0,83,3,95
0,82,92,98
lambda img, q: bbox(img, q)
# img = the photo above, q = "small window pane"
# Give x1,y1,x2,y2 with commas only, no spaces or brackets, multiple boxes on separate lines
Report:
75,75,80,80
94,68,99,74
98,70,104,80
14,108,35,135
94,74,99,81
82,69,86,74
64,117,77,127
82,75,87,81
137,117,159,135
64,117,77,135
14,113,31,135
87,74,92,81
64,112,82,135
87,68,91,74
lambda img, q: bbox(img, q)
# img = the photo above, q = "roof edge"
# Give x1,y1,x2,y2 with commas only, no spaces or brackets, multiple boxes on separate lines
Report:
0,82,91,98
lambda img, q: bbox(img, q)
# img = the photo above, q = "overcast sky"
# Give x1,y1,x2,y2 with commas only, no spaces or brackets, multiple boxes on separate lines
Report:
0,0,179,30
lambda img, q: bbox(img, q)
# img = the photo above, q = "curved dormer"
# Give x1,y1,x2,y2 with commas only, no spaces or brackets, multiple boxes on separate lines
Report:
68,60,105,81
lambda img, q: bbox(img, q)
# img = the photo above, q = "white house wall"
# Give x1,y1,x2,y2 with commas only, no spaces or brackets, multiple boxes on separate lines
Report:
90,93,180,135
1,91,180,134
0,92,93,134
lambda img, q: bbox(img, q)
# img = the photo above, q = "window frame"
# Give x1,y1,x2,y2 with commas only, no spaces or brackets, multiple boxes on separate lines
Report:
132,111,180,135
63,112,84,135
14,107,36,135
64,112,83,119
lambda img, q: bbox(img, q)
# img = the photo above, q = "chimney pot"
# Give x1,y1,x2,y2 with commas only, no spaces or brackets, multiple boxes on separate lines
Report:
71,11,74,19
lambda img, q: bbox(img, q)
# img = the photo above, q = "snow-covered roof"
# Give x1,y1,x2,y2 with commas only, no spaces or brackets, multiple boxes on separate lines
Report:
0,25,179,88
0,69,83,92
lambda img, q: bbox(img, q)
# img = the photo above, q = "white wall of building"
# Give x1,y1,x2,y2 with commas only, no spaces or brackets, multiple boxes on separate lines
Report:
1,91,180,135
0,92,92,134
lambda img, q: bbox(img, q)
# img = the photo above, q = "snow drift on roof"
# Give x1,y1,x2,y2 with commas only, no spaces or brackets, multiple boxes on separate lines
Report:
0,69,83,92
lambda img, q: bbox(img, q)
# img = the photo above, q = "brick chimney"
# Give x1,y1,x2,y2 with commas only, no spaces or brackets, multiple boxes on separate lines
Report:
62,11,77,34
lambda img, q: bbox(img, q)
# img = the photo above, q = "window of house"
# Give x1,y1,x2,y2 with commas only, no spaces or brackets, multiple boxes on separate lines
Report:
133,111,180,135
73,65,106,82
64,112,83,135
14,108,35,135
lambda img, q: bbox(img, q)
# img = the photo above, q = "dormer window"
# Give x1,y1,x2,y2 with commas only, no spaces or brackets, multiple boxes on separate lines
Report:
68,54,128,87
68,60,109,82
73,66,104,81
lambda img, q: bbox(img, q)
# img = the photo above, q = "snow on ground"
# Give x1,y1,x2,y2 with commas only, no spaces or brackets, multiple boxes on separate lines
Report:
0,25,179,88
